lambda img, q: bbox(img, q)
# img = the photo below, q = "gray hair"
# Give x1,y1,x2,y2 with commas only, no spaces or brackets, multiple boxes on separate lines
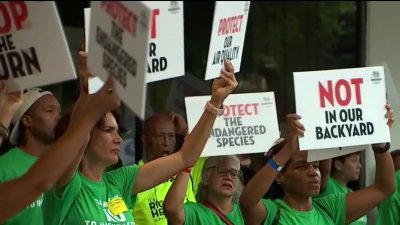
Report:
196,155,243,203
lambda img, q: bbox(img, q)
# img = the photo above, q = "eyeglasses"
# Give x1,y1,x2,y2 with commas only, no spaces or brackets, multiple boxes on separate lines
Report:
207,166,242,179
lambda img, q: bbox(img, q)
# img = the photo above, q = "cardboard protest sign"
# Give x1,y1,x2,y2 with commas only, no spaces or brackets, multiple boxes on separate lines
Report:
205,1,250,80
142,1,185,83
0,1,76,91
185,92,280,157
84,8,107,94
84,8,103,94
294,67,390,151
87,1,150,119
307,145,367,162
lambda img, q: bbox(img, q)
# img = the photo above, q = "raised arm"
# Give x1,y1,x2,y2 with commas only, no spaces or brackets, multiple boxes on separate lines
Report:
132,60,237,194
345,103,395,224
0,76,120,222
0,81,22,146
164,169,191,225
54,50,95,196
239,114,304,225
319,159,332,190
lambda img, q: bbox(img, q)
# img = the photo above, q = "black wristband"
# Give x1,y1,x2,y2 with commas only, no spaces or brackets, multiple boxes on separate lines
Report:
372,142,390,154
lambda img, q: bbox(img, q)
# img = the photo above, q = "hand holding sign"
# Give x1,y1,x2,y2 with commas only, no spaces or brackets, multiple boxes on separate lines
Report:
211,60,238,105
286,113,305,151
371,102,394,150
85,76,120,120
0,80,23,116
385,102,395,128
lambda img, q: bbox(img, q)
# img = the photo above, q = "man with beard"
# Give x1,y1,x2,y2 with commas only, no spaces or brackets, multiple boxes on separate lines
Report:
0,89,60,225
132,113,205,225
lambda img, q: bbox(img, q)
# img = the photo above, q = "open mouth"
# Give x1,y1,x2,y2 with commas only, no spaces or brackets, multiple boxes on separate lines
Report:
222,182,233,189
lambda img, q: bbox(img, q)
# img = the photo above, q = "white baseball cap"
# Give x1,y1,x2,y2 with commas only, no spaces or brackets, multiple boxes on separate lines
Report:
9,88,54,145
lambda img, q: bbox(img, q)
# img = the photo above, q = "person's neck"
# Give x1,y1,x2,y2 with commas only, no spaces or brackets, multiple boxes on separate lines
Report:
332,172,348,187
205,192,233,214
19,138,50,157
283,192,312,211
80,157,107,182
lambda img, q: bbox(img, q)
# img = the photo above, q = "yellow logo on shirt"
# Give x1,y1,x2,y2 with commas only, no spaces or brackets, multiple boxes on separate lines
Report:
107,197,128,216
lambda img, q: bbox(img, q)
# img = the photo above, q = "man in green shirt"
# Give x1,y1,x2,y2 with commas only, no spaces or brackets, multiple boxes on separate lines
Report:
132,113,204,225
0,89,60,225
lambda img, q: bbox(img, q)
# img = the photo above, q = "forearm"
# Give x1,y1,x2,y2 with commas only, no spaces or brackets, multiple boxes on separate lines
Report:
0,176,41,222
26,114,97,191
374,151,395,196
179,98,221,167
164,171,190,225
319,159,332,190
240,144,292,207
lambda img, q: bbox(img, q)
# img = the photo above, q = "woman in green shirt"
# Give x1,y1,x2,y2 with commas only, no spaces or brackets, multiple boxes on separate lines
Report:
240,109,395,225
164,155,244,225
42,55,239,225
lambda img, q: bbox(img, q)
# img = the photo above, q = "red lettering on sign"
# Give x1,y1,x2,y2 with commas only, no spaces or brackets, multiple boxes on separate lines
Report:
150,9,159,39
0,1,28,34
218,15,244,36
223,103,259,116
319,78,363,108
101,1,138,37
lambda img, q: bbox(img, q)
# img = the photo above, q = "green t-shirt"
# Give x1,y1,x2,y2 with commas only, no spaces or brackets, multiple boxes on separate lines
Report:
318,177,367,225
262,193,346,225
375,170,400,225
42,166,140,225
132,160,198,225
0,147,43,225
183,202,243,225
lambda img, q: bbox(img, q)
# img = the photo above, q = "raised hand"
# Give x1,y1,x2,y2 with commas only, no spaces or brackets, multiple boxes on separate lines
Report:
211,60,238,105
169,112,188,135
0,80,23,116
385,102,394,128
286,113,305,150
86,76,120,118
372,101,394,149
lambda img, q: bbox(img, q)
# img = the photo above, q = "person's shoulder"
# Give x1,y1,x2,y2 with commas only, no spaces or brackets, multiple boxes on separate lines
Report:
0,147,20,163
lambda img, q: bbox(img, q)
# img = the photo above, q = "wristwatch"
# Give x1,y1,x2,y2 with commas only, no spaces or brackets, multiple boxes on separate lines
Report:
372,142,390,154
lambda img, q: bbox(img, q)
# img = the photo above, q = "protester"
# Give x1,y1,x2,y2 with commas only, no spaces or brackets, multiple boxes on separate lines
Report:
240,106,394,225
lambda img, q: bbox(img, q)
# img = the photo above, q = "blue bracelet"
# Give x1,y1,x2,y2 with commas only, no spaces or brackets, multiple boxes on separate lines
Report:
268,158,284,172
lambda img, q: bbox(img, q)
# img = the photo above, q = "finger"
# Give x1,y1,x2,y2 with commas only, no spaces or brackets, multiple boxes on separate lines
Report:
223,59,234,73
219,72,236,88
287,113,301,121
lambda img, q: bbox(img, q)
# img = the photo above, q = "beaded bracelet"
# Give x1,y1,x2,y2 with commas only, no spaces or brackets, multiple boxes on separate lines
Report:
204,101,224,116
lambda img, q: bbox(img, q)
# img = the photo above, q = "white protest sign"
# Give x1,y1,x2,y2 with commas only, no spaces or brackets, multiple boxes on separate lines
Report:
88,1,150,119
0,1,76,91
142,1,185,83
294,67,390,151
185,92,280,157
307,145,367,162
205,1,250,80
84,8,107,94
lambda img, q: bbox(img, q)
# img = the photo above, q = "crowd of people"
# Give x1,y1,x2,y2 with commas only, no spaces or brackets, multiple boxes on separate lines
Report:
0,48,398,225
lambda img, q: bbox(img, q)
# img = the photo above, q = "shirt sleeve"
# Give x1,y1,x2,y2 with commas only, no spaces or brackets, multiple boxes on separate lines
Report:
104,165,140,207
183,202,198,225
261,199,279,225
314,193,346,225
42,173,81,225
